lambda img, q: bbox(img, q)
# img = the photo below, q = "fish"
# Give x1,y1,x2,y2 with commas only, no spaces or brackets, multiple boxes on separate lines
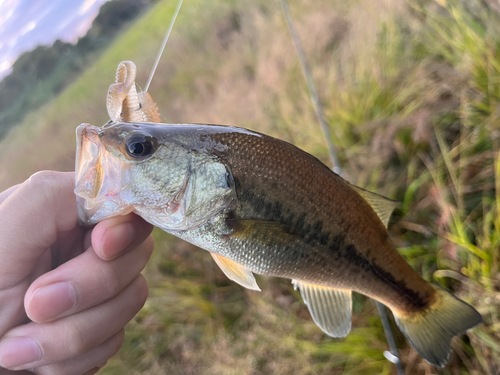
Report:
74,61,482,368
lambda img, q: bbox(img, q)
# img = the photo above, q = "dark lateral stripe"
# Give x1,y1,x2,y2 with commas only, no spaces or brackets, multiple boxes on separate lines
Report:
236,182,429,310
336,242,428,310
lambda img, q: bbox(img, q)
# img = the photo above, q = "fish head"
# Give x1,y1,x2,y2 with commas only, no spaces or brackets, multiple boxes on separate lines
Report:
75,122,236,230
75,122,174,225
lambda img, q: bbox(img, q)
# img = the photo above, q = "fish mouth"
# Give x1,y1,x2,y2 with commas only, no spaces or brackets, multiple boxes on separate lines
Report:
75,123,131,225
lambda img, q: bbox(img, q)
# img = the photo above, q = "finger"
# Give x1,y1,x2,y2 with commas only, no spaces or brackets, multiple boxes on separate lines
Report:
0,282,29,340
25,235,154,322
0,184,21,205
0,171,77,289
91,213,154,260
0,275,148,371
0,369,33,374
32,329,124,375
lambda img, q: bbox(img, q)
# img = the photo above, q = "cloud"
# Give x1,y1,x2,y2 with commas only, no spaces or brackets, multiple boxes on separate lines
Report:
0,0,109,79
79,0,97,16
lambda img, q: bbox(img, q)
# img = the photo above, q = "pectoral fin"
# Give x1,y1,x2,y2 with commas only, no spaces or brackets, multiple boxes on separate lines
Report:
292,280,352,337
211,253,261,291
227,219,298,246
351,185,399,228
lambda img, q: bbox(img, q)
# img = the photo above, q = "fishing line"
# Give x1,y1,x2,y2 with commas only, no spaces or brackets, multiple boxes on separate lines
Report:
144,0,184,92
279,0,341,175
279,0,405,373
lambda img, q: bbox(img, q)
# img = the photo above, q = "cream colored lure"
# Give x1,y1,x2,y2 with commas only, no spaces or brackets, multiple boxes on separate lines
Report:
75,62,482,368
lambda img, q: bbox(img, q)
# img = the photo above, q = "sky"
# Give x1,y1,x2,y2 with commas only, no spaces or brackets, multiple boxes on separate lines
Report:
0,0,110,79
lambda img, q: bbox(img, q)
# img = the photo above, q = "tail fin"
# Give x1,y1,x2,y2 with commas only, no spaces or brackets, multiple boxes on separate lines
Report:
393,285,482,368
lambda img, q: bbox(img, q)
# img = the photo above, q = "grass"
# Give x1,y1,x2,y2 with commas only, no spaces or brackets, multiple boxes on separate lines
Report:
1,0,500,373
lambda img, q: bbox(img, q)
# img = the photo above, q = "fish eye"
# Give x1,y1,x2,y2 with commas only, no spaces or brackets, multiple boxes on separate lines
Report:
125,134,154,158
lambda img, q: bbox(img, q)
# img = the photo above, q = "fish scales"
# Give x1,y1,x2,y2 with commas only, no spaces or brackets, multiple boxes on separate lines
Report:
173,129,436,314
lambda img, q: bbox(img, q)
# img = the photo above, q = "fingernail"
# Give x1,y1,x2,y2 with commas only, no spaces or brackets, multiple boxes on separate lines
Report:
0,337,42,369
28,282,76,321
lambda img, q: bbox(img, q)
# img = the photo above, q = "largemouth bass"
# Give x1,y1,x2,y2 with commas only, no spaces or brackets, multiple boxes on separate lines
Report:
75,62,482,368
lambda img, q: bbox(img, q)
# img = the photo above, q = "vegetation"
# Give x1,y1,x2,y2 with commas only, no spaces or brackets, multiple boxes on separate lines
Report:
0,0,159,139
1,0,499,373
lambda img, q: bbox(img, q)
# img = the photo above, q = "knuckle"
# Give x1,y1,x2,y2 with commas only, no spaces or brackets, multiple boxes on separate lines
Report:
27,170,60,187
26,170,73,203
106,329,125,357
26,171,66,202
93,259,120,298
140,235,155,259
24,171,71,221
66,320,92,356
101,262,121,297
133,275,149,309
25,171,59,208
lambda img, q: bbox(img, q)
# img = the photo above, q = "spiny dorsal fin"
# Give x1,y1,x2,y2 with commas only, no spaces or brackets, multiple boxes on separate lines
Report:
211,253,261,291
292,280,352,338
350,185,399,228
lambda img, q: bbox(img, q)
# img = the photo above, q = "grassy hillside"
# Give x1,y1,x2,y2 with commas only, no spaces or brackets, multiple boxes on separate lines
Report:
1,0,499,374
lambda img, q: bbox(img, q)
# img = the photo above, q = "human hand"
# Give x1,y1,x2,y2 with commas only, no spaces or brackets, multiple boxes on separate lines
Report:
0,171,154,374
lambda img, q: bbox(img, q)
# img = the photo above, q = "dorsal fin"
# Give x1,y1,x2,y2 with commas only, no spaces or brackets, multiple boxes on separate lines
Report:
350,185,398,228
292,280,352,337
211,253,261,291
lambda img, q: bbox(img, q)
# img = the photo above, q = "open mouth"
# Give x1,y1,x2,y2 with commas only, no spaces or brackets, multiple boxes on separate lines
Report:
75,124,103,201
75,123,105,224
74,123,129,225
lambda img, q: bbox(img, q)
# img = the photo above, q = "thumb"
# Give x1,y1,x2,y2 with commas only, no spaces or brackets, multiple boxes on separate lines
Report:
0,171,77,289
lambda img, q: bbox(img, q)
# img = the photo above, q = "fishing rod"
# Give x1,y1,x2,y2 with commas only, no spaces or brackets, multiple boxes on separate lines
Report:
278,0,405,373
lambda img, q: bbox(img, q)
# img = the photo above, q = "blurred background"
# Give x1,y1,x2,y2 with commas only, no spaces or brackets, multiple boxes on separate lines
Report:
0,0,499,373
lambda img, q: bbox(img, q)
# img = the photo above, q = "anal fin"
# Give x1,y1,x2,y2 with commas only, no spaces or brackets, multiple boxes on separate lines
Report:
292,280,352,337
211,253,261,291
